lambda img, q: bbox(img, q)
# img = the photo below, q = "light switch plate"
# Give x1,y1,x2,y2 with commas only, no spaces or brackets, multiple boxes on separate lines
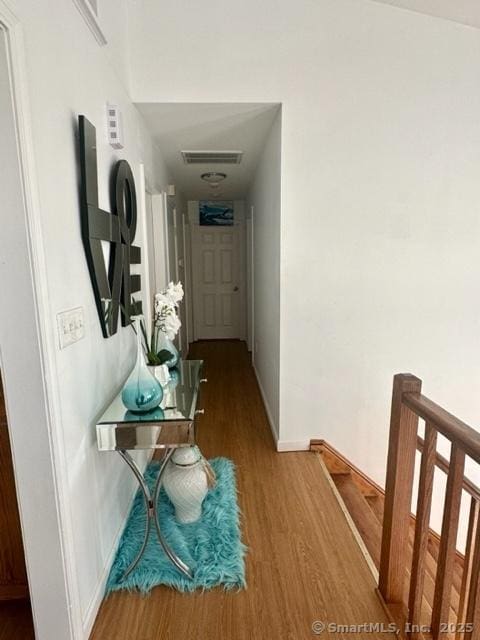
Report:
57,307,85,349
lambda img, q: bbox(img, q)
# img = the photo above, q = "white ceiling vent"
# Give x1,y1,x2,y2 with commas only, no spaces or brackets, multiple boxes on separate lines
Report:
181,150,243,165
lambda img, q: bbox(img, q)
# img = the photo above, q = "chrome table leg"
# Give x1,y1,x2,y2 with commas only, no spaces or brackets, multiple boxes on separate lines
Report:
118,450,153,581
153,448,193,579
118,448,193,582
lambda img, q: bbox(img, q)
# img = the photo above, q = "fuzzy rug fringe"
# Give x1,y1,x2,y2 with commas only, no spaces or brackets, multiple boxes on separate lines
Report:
107,457,246,594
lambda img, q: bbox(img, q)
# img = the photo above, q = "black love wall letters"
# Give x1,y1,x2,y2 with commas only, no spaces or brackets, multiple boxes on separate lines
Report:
78,115,142,338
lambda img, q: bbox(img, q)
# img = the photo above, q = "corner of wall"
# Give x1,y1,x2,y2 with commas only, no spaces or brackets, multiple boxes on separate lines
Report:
252,360,278,447
254,355,308,454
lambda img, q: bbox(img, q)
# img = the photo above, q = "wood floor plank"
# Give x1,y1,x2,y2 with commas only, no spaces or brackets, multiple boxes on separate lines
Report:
90,341,396,640
0,601,34,640
332,473,382,568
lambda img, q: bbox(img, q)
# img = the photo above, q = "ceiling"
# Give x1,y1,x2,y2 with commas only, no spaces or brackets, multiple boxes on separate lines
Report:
136,103,281,200
371,0,480,30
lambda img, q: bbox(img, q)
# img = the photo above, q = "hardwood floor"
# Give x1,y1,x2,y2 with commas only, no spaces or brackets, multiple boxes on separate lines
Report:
90,340,395,640
0,601,34,640
0,374,34,640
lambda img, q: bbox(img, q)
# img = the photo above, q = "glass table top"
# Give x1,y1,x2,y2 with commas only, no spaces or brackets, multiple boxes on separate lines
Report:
97,360,204,426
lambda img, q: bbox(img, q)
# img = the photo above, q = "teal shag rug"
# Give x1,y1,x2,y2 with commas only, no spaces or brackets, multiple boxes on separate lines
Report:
107,457,246,594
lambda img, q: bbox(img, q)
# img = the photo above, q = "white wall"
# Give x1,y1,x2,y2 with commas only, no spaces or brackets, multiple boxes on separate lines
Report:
128,0,480,486
246,112,282,441
0,23,73,640
12,0,173,636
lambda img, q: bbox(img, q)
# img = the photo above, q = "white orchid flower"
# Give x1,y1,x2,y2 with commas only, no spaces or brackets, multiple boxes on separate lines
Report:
166,281,184,306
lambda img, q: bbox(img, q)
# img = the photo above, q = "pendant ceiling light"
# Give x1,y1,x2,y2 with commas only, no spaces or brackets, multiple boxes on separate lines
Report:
201,172,227,187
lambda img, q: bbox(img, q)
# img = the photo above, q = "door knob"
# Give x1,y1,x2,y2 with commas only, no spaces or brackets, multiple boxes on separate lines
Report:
233,286,239,292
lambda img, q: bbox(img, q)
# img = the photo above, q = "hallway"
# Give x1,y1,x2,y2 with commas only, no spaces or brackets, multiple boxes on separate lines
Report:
90,341,394,640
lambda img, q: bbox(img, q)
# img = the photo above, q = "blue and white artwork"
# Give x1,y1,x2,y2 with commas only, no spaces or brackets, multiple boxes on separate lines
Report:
199,201,234,226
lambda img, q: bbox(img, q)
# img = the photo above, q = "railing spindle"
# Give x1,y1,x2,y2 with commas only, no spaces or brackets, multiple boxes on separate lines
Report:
457,497,480,631
409,422,437,632
464,512,480,640
431,444,466,638
379,374,422,605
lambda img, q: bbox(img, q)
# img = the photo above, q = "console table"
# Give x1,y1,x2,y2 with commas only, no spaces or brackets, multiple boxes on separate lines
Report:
96,359,205,581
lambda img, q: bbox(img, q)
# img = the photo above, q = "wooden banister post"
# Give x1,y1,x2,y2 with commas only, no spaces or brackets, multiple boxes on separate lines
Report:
379,373,422,605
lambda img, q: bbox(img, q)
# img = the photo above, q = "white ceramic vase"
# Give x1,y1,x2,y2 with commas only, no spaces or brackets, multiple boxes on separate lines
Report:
162,446,209,524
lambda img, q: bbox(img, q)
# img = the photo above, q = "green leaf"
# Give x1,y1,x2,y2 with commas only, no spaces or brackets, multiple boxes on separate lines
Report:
156,349,174,365
146,351,161,366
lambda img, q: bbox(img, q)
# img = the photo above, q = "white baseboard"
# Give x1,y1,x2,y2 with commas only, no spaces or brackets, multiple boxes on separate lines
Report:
252,362,279,447
82,528,120,639
276,440,311,452
82,453,152,638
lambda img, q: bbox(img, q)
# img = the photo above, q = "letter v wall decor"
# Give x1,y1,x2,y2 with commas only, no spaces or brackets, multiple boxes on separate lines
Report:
78,115,142,338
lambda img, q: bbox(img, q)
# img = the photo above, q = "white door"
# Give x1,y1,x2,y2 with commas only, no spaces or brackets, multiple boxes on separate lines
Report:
192,225,244,339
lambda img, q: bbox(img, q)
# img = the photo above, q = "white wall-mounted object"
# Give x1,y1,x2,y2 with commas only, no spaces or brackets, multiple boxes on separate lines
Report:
71,0,107,46
57,307,85,349
106,103,124,149
167,184,176,197
181,150,243,165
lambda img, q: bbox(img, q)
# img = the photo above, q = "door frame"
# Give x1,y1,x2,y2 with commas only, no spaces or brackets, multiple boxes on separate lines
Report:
138,164,161,335
247,205,255,356
164,196,190,356
182,212,191,349
0,4,76,639
190,207,247,342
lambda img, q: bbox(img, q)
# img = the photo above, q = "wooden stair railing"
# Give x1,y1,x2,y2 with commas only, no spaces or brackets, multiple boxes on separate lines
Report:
417,435,480,504
379,374,480,639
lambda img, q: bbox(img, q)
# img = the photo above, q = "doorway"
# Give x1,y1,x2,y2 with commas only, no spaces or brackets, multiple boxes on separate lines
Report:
191,205,246,340
135,102,281,352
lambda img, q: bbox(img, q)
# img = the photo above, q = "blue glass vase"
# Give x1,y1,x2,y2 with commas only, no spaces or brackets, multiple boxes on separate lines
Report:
159,332,180,369
124,407,165,421
122,318,164,413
